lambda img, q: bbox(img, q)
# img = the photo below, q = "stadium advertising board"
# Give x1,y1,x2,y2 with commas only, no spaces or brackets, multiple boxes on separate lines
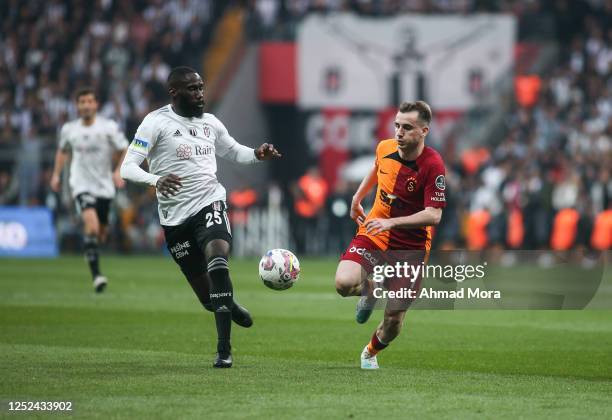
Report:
0,207,58,258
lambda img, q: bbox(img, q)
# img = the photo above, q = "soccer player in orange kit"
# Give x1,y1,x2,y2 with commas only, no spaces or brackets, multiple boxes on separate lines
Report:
334,101,446,369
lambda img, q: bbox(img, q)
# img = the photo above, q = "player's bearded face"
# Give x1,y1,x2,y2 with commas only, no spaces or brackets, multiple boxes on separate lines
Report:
177,74,206,117
77,94,98,120
394,111,427,151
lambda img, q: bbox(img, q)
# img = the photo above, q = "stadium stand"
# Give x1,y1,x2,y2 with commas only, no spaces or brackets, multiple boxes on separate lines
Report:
0,0,609,253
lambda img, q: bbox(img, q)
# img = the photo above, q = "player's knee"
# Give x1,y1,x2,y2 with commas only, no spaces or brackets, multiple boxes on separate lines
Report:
204,239,230,260
335,285,350,297
334,272,356,297
84,222,99,236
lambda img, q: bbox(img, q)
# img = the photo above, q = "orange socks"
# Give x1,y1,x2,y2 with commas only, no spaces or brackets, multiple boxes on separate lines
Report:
367,332,388,356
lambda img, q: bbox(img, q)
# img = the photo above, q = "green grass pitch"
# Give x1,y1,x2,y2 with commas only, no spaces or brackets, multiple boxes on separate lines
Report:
1,256,611,419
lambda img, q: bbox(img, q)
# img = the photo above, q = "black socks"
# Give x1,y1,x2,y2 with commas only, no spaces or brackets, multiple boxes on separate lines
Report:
83,234,101,279
207,256,233,355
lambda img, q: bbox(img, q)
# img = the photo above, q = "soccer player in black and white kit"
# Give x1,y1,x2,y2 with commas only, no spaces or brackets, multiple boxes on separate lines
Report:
120,67,281,368
51,88,128,293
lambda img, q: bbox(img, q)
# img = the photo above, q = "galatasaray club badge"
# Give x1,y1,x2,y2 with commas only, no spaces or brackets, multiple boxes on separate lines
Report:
406,176,417,192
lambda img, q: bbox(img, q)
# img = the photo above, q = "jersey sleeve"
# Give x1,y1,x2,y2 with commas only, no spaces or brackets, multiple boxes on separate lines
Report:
109,120,129,150
120,114,161,187
213,116,258,164
424,156,446,208
58,124,71,151
128,114,158,157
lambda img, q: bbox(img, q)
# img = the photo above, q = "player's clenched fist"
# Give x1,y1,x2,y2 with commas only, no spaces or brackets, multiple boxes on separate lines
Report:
156,174,182,197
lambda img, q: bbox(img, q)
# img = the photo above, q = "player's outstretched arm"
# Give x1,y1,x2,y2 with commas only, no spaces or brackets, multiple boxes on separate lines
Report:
351,162,378,224
365,207,442,235
217,139,281,165
214,116,280,164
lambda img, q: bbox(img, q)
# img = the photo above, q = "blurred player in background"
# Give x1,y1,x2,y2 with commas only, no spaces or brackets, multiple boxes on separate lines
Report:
334,101,446,369
120,66,281,368
50,88,128,293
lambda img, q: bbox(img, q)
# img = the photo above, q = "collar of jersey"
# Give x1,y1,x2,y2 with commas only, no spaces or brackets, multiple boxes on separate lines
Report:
169,104,203,121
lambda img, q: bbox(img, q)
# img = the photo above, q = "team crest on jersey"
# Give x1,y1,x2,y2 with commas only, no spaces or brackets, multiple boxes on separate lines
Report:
203,125,211,138
435,175,446,190
406,176,417,192
176,144,192,160
189,128,197,137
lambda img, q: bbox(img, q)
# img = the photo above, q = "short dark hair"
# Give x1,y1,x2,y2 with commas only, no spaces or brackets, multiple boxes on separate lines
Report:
167,66,199,89
75,87,97,101
398,101,432,125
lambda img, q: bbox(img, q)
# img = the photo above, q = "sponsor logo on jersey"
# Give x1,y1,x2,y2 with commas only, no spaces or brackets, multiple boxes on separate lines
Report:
176,144,192,160
379,189,408,209
431,192,446,202
189,128,197,137
75,145,101,154
173,130,182,136
348,246,379,266
195,145,214,156
379,189,398,206
132,138,149,151
170,240,191,259
435,175,446,190
406,176,417,192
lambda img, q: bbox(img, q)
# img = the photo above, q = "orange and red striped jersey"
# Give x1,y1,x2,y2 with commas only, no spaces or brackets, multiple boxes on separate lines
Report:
357,140,446,250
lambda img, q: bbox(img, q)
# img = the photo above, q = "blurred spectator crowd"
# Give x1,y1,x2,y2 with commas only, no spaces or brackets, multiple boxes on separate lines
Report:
270,0,611,253
0,0,609,253
0,0,216,251
247,0,611,41
435,0,611,251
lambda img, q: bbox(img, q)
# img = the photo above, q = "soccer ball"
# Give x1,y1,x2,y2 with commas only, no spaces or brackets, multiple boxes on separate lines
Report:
258,249,300,290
